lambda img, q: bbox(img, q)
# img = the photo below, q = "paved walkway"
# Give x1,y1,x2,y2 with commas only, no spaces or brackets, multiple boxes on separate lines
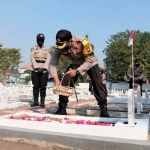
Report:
0,98,96,116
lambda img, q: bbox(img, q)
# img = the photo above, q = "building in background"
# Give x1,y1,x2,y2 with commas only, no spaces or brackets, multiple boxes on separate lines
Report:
19,64,31,83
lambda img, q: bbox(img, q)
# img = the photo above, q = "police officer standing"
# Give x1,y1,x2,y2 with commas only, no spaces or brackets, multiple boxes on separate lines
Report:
127,58,145,96
49,29,109,117
30,33,51,107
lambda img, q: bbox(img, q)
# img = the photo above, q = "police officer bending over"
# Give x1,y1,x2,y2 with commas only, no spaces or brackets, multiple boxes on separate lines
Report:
49,29,109,117
127,58,145,96
30,33,51,107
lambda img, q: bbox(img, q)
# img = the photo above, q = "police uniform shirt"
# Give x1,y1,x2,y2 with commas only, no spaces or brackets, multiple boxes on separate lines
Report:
49,36,98,78
127,63,145,79
30,45,51,72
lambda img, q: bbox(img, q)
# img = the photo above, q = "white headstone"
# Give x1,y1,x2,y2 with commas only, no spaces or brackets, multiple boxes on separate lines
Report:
127,89,135,126
0,90,8,104
136,86,143,114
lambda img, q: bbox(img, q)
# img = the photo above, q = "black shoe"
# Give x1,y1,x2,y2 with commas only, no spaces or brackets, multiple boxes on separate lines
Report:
40,99,45,107
100,110,110,117
55,110,67,115
31,102,39,107
55,102,67,115
40,103,45,107
99,103,110,117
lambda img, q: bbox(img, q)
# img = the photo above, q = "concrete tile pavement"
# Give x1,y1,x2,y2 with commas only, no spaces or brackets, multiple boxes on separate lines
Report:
0,98,96,116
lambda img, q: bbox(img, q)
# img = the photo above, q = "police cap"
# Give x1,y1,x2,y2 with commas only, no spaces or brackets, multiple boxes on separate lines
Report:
37,33,45,39
55,29,72,49
135,58,140,63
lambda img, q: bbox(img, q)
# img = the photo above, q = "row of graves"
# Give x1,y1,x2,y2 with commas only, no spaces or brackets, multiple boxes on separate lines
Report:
0,82,150,149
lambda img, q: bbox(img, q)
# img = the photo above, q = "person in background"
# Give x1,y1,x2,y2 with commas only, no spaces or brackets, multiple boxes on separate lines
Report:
49,29,109,117
127,58,145,96
30,33,51,107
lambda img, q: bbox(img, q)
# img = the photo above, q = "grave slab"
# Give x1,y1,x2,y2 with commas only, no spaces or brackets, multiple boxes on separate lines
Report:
0,112,149,141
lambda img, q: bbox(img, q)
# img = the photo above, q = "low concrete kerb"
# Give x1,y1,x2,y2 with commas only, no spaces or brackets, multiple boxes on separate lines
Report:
0,126,150,150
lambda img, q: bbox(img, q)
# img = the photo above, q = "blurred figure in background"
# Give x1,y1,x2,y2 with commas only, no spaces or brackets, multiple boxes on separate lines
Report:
127,58,145,96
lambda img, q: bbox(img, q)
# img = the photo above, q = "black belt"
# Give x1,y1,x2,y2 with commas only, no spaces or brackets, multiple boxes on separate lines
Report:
134,75,140,77
36,60,45,63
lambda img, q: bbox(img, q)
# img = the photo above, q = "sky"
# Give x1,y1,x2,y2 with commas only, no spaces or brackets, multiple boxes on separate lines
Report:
0,0,150,68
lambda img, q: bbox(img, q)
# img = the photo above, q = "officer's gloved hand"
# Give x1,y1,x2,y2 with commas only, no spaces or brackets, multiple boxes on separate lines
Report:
37,68,45,73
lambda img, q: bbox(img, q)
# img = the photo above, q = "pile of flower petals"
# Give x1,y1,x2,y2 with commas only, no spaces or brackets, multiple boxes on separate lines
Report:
8,115,114,126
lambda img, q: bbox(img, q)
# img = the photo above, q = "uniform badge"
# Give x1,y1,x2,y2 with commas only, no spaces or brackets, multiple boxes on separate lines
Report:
84,43,91,53
57,38,61,42
142,65,145,71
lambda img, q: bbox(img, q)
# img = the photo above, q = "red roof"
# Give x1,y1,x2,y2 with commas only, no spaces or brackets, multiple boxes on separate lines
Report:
21,64,31,69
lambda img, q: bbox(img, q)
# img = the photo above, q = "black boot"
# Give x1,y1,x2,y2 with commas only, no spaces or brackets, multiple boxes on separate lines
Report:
31,88,39,107
40,88,46,107
40,98,45,107
55,102,67,115
99,103,110,117
31,98,39,107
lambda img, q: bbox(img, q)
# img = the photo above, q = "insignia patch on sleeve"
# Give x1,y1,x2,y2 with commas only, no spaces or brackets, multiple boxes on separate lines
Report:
82,40,93,57
142,65,145,71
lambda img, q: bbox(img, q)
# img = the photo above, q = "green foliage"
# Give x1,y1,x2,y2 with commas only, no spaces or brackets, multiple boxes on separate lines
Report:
57,55,71,77
76,73,88,84
24,69,30,74
24,69,31,84
25,76,31,84
0,44,22,85
103,30,150,81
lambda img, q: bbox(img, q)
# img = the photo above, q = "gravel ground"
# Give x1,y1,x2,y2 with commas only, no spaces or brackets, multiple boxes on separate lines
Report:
0,138,82,150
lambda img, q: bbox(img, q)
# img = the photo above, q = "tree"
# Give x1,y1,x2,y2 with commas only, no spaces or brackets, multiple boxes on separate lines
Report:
24,69,31,84
0,45,22,85
25,76,31,84
103,30,150,81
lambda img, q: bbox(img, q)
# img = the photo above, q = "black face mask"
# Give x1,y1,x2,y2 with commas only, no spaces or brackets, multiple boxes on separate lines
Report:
135,64,140,67
37,39,44,47
64,45,70,51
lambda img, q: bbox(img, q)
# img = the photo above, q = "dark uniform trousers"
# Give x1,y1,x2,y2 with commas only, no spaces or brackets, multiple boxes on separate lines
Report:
89,80,94,95
31,71,48,102
129,77,143,96
59,64,107,106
